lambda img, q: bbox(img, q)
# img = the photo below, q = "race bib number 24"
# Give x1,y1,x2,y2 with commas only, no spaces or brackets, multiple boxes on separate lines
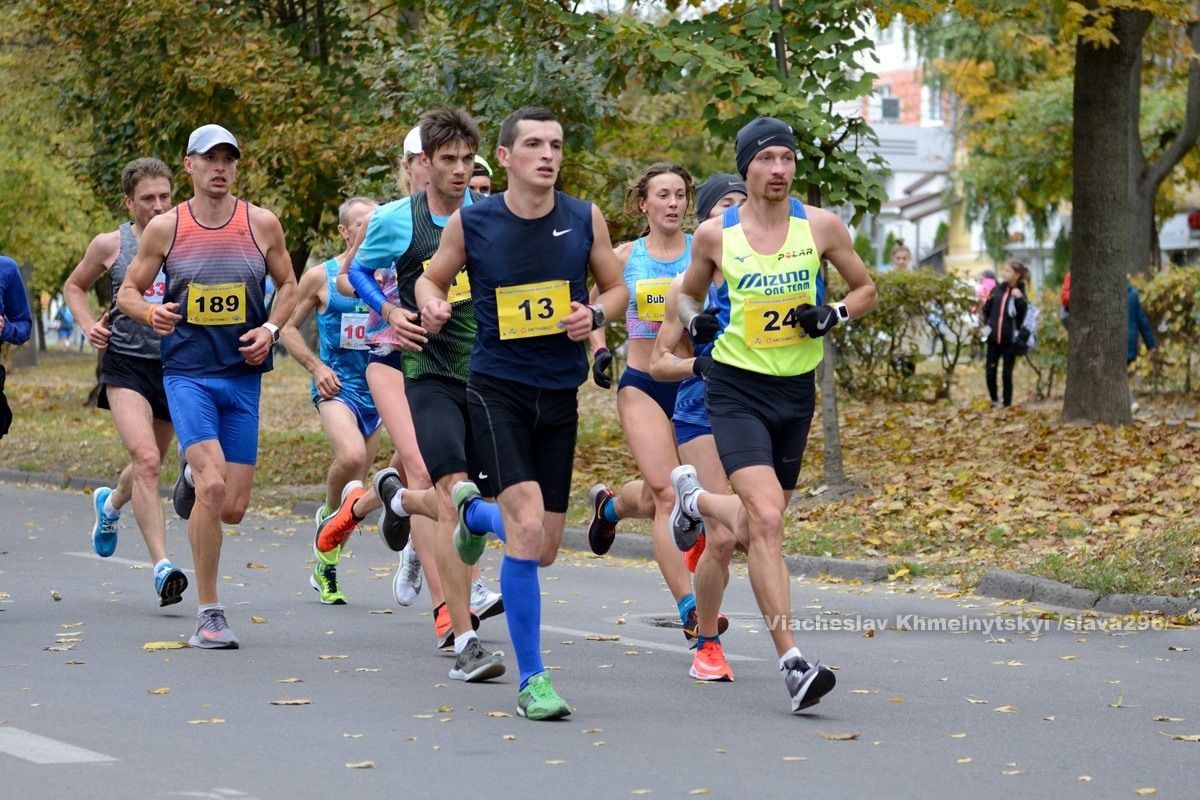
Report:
743,293,808,349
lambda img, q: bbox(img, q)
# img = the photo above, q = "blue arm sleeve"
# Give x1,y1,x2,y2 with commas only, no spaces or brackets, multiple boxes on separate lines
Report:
1,262,33,345
347,260,389,315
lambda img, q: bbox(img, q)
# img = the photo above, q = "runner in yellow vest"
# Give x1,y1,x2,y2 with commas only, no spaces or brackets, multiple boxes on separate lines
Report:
674,116,877,713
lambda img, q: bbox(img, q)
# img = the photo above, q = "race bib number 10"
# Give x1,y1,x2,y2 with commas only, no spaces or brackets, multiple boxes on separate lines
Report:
339,312,368,350
496,279,571,340
187,281,246,326
143,269,167,305
743,294,807,349
635,277,671,322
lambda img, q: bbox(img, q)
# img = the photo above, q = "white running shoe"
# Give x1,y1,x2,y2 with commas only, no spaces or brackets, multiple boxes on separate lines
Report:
469,579,504,621
393,542,423,607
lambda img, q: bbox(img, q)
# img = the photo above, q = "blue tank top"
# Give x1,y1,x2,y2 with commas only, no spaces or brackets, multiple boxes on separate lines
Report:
312,259,374,410
673,282,730,426
624,235,691,340
461,191,594,390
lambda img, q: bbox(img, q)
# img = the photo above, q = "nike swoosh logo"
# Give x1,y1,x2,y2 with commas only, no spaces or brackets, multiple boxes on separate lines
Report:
728,180,740,186
478,472,489,480
756,136,776,146
816,316,831,331
552,228,572,237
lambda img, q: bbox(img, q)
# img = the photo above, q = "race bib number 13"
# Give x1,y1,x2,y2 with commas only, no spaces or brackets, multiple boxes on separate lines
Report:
496,280,571,340
188,281,246,326
635,277,671,322
744,294,807,349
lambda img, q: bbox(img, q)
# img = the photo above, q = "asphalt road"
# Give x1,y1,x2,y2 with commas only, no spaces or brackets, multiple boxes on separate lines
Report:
1,482,1196,799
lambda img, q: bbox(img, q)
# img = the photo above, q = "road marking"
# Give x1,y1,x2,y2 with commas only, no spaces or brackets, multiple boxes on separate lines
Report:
541,625,763,662
0,727,117,764
64,552,194,574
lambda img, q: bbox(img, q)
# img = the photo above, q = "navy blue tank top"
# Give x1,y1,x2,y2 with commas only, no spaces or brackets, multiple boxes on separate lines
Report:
461,191,594,390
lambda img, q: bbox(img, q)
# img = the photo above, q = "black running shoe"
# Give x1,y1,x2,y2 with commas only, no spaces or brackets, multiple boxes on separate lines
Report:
172,455,195,520
784,657,836,713
682,607,729,646
587,483,617,555
374,467,411,552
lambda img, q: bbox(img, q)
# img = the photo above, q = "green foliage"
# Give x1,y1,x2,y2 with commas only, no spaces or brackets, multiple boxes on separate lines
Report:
933,220,950,248
853,232,878,270
828,269,980,401
1048,227,1071,289
882,230,897,265
1023,289,1068,400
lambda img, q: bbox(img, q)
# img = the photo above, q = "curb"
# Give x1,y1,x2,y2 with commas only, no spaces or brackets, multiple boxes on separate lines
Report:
976,569,1198,616
6,471,1195,613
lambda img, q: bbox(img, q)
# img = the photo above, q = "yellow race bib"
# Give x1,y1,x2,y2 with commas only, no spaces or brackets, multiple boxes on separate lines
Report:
496,280,571,340
187,281,246,326
743,294,808,349
634,278,671,322
423,259,472,305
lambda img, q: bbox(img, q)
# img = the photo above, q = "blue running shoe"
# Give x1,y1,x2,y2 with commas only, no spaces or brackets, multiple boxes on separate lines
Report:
154,561,189,607
91,487,120,557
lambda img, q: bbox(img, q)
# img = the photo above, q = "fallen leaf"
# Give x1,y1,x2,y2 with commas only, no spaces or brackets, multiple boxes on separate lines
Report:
250,616,267,624
187,718,225,724
545,759,566,765
689,790,712,796
887,697,904,703
1043,715,1056,722
586,634,621,641
948,733,968,739
1135,789,1157,796
345,761,375,769
631,792,651,796
318,654,348,660
147,687,170,695
65,660,84,665
956,757,972,764
782,756,808,762
437,705,454,713
582,728,602,734
343,733,362,739
50,591,61,601
848,689,877,695
502,734,516,741
275,678,303,684
270,698,312,706
863,629,876,638
1158,732,1200,742
43,644,73,652
1167,646,1191,652
487,711,511,718
142,641,188,651
1001,769,1026,776
1059,655,1077,661
246,562,267,569
368,609,393,614
355,668,380,673
1078,775,1092,782
1108,693,1138,709
993,705,1018,713
818,730,860,741
964,696,989,705
1153,716,1184,722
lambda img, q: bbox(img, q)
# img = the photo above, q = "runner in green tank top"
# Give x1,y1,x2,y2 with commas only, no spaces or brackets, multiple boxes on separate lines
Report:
674,116,877,714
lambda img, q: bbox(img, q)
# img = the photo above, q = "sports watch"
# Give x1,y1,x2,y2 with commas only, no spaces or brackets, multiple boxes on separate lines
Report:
262,321,281,343
589,304,607,331
832,302,850,324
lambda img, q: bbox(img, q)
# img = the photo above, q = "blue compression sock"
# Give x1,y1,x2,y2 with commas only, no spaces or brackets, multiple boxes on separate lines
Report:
601,496,620,524
677,593,697,624
501,555,543,690
696,634,720,647
464,497,507,543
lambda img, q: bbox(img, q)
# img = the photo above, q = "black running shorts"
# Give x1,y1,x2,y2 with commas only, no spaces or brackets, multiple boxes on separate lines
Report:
465,371,578,513
405,375,494,496
98,350,172,423
705,361,815,490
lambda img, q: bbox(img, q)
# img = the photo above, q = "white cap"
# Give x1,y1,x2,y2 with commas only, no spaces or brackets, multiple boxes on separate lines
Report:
403,126,422,158
186,124,241,158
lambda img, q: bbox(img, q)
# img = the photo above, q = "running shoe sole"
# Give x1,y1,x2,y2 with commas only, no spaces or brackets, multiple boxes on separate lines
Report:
471,594,505,621
668,464,703,551
374,468,411,551
790,664,837,712
587,483,617,555
156,568,189,608
172,457,195,520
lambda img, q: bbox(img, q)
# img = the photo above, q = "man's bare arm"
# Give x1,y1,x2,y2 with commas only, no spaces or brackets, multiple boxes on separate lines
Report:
117,213,180,335
64,231,119,348
810,206,876,318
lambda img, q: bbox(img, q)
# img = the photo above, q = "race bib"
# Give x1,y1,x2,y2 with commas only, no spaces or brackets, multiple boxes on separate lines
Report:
744,294,808,349
143,269,167,305
187,281,246,326
496,279,571,340
424,259,472,305
339,312,369,350
635,278,671,322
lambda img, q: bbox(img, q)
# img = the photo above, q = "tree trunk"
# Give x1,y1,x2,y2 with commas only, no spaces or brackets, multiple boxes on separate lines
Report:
1062,9,1151,426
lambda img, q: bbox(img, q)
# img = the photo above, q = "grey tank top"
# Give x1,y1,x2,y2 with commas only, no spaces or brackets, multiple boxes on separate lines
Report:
107,222,163,359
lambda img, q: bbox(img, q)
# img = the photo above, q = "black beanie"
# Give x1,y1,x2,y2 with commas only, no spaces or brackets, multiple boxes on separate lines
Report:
735,116,796,178
695,174,748,220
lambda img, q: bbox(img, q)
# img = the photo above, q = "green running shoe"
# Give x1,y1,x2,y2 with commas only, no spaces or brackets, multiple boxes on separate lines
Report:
451,480,486,565
310,545,346,605
517,672,572,721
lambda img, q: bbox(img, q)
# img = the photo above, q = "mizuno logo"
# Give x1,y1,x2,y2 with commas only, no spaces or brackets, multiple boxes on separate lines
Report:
757,136,776,146
734,255,750,263
735,269,811,290
553,228,572,237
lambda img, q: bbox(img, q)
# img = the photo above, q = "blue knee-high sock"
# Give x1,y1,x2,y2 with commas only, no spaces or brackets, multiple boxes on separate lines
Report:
464,497,507,542
501,555,543,690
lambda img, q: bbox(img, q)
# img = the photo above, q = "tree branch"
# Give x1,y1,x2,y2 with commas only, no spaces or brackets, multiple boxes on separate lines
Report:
1145,20,1200,190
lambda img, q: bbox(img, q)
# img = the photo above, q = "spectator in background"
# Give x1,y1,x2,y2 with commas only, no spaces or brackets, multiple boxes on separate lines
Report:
980,259,1030,408
1,254,33,439
1060,271,1071,328
1127,281,1157,413
976,269,997,318
55,302,74,347
890,240,912,271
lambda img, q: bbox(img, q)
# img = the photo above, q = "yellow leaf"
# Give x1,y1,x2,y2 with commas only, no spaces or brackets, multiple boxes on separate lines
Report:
689,790,712,796
486,711,511,718
586,634,621,641
545,759,566,765
142,641,188,651
948,733,968,739
1135,789,1157,796
503,734,516,741
782,756,808,761
957,757,972,764
994,705,1018,713
250,616,267,624
887,697,904,703
345,761,375,769
246,562,267,569
275,677,303,684
582,728,602,733
187,718,225,724
818,730,860,741
147,687,170,695
437,705,454,713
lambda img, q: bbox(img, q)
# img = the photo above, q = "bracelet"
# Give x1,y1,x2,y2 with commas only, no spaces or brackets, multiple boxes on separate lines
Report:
145,306,155,327
384,306,395,326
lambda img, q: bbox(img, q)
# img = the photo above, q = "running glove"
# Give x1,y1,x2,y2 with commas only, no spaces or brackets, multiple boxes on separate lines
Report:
692,355,713,379
796,304,839,338
687,306,722,343
592,347,613,389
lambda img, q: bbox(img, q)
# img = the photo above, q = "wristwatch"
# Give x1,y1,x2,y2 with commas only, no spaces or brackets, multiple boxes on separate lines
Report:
589,304,606,331
262,321,281,343
832,302,850,324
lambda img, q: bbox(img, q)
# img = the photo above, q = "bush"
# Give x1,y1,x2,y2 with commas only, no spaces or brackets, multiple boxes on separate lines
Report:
1137,264,1200,393
1023,288,1068,400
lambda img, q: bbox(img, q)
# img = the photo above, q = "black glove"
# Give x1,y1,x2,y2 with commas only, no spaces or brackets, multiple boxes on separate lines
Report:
687,306,721,343
592,347,613,389
1016,328,1031,346
796,304,838,338
692,355,713,379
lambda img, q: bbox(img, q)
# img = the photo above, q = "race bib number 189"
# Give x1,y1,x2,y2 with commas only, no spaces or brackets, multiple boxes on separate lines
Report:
187,281,246,326
743,294,807,349
496,280,571,340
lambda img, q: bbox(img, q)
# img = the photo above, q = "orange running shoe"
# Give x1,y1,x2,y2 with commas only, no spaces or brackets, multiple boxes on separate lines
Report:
690,640,734,682
315,480,367,553
434,602,482,649
683,530,707,573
